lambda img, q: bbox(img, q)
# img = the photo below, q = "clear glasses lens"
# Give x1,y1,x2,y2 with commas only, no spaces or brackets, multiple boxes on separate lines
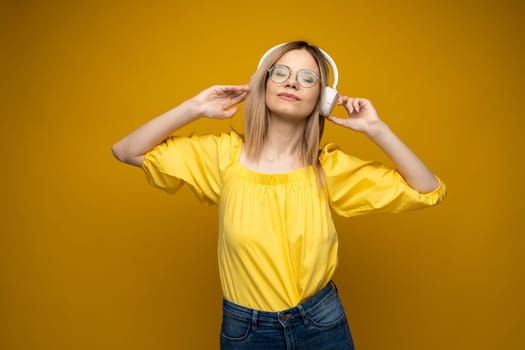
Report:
297,70,318,87
269,66,290,83
268,65,319,88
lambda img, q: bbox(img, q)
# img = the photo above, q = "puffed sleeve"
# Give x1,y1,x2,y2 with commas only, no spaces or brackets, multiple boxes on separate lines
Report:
319,143,446,217
141,131,239,205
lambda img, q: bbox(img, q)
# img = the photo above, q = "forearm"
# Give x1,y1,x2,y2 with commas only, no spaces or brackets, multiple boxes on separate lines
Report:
112,99,201,166
366,121,439,193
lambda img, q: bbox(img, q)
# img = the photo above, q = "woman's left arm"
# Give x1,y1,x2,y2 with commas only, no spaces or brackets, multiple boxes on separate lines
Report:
327,96,439,193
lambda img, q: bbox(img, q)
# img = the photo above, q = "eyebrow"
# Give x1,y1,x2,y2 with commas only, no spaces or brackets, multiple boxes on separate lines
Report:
274,64,320,75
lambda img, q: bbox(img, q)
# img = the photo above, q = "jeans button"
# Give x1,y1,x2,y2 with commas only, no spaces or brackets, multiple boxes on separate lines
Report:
279,313,291,321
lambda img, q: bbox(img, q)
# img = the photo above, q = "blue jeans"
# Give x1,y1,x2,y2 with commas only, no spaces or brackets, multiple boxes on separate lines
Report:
220,282,355,350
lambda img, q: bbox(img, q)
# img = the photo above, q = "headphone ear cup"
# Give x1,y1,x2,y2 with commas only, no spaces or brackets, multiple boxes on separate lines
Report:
319,87,338,116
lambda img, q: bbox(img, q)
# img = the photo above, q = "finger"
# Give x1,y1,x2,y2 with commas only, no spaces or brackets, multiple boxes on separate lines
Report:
229,91,249,105
326,116,346,127
346,98,354,113
232,84,250,91
353,99,360,113
356,98,370,112
223,107,239,118
220,84,250,94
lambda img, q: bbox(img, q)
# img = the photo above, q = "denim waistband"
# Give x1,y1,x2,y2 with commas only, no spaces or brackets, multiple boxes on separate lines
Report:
222,281,338,326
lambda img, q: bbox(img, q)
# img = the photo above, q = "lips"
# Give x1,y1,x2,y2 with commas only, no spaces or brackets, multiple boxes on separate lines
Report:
277,92,301,101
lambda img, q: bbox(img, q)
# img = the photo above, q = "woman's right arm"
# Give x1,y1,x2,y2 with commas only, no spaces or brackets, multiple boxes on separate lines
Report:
111,84,249,167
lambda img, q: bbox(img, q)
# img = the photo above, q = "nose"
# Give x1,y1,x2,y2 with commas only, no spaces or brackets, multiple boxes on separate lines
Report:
285,75,299,89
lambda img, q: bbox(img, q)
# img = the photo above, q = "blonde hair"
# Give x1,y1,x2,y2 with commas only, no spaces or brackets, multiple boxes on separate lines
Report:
243,41,329,187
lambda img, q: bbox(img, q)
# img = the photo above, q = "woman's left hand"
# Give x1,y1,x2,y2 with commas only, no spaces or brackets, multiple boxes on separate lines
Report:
326,96,383,135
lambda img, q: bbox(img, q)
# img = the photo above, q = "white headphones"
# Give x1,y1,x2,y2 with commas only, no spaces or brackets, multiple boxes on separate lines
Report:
257,43,339,116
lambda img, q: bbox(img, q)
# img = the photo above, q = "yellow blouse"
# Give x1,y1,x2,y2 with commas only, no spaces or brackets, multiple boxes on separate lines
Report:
142,131,446,311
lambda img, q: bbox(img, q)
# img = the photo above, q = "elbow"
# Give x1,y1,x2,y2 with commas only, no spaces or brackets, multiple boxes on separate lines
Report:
112,141,134,164
416,176,441,194
111,142,126,163
111,141,144,167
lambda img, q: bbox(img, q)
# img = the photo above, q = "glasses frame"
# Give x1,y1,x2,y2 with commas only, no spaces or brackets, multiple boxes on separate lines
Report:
267,64,320,88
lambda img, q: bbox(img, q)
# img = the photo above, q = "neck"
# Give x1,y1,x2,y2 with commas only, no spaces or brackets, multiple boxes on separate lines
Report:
261,114,306,161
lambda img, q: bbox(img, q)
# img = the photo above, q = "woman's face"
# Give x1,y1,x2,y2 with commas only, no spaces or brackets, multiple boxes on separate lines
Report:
265,49,321,120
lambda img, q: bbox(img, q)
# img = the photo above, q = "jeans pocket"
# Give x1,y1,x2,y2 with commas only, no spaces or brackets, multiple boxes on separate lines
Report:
220,312,253,342
306,291,347,329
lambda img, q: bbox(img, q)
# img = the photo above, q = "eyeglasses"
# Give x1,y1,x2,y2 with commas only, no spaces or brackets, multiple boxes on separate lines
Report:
268,65,320,88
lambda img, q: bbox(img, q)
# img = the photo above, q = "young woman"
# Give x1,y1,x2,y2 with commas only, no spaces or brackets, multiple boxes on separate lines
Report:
112,41,446,350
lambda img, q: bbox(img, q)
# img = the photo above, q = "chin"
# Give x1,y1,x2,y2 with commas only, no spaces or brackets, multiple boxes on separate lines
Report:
268,102,315,121
270,107,311,121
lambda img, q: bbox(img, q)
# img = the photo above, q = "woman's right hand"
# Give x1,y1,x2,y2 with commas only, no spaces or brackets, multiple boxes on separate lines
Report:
191,84,250,119
112,84,249,167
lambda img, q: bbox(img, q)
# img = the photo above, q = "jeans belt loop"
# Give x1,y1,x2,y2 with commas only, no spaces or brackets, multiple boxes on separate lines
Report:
251,310,258,331
297,304,310,326
330,280,338,291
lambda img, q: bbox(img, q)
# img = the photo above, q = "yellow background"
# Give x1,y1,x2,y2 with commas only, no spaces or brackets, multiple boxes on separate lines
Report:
1,0,524,349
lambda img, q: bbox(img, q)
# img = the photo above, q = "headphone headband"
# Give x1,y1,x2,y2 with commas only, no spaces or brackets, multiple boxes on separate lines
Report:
257,43,339,89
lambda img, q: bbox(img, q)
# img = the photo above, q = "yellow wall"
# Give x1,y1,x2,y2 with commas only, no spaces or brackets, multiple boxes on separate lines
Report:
1,0,523,349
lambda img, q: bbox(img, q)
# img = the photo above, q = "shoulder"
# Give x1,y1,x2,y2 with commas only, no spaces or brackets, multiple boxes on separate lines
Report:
171,130,242,152
318,142,341,163
319,143,372,171
197,130,243,170
217,130,243,160
224,129,243,147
